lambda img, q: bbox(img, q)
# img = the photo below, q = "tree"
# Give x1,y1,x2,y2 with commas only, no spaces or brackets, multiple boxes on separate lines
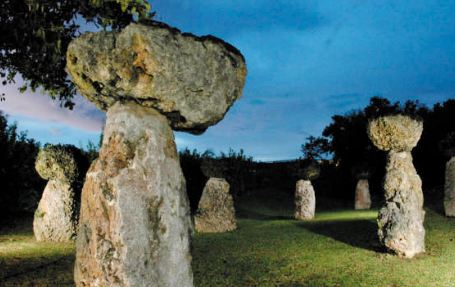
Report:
0,0,154,108
301,136,330,161
0,112,45,218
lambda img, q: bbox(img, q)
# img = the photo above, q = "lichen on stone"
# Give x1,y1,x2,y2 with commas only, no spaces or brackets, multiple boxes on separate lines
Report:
368,114,423,152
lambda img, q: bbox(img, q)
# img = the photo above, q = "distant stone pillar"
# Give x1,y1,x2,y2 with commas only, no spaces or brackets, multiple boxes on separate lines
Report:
294,160,319,220
368,115,425,258
444,157,455,217
355,179,371,210
195,178,237,233
34,145,85,243
295,180,316,220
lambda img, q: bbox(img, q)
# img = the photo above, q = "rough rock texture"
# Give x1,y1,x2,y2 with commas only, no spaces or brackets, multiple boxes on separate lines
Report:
295,180,316,220
368,115,425,258
444,156,455,217
368,114,422,152
74,102,193,287
355,179,371,210
194,178,237,233
66,21,247,135
200,158,227,178
34,145,84,242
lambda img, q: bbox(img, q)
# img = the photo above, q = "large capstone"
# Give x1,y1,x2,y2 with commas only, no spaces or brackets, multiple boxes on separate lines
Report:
194,178,237,233
66,21,247,135
295,180,316,220
368,115,425,258
444,156,455,217
355,179,371,210
34,145,87,242
74,102,193,286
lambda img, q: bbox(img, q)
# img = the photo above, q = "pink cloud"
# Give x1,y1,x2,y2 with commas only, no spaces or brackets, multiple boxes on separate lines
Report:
0,79,105,132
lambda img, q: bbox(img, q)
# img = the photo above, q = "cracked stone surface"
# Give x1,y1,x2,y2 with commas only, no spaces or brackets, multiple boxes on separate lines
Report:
368,115,425,258
74,102,193,286
66,21,247,135
68,21,246,287
194,178,237,233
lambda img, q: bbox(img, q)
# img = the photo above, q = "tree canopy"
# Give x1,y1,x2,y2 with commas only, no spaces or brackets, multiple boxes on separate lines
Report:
0,0,154,109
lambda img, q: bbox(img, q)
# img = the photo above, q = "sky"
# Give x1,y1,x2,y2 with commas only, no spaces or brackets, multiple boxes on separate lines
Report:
1,0,455,162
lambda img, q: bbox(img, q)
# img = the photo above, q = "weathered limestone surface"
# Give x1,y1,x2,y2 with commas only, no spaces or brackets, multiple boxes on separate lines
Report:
34,145,84,242
66,21,247,135
74,102,193,287
368,115,425,258
295,180,316,220
355,179,371,210
444,156,455,217
67,20,246,287
194,178,237,233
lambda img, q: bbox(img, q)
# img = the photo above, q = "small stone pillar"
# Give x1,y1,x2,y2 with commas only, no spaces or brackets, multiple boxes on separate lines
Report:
354,170,371,210
355,179,371,210
295,160,319,220
195,158,237,233
66,21,246,286
195,178,237,233
368,115,425,258
34,145,86,242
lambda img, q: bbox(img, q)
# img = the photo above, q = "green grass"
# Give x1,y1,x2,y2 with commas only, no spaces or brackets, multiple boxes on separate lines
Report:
1,189,455,286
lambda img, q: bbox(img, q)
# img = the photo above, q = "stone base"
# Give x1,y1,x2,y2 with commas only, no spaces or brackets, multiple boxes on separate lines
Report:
194,178,237,233
74,102,193,287
33,180,77,242
378,151,425,258
295,180,316,220
355,179,371,210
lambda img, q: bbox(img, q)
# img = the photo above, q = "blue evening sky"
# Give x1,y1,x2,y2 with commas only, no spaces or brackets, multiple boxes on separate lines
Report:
1,1,454,161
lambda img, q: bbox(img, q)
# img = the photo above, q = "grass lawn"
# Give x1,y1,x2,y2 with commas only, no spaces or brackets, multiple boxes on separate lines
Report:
1,188,454,286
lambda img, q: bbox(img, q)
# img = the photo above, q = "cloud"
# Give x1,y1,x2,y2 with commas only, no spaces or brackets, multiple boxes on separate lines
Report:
48,128,63,135
0,78,106,133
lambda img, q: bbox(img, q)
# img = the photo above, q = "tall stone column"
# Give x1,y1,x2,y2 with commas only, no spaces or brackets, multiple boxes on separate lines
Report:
66,21,246,286
75,103,193,286
368,115,425,258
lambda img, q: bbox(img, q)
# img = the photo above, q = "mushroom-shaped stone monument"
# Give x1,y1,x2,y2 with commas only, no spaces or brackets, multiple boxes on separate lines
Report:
66,21,246,287
195,158,237,233
295,160,320,220
34,145,87,242
368,115,425,258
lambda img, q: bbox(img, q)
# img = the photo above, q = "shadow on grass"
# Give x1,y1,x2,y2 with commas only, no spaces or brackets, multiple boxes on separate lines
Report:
0,253,75,286
298,219,382,252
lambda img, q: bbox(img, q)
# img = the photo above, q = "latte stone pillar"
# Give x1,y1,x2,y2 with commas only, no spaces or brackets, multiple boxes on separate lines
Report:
295,160,320,220
66,21,246,286
34,145,86,242
354,171,371,210
368,115,425,258
195,158,237,233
